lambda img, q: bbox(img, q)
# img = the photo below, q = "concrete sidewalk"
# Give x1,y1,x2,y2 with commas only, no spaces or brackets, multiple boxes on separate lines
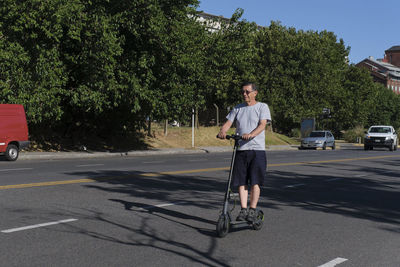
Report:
18,145,301,160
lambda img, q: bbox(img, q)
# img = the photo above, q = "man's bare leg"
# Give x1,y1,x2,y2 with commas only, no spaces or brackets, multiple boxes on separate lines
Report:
249,184,260,209
238,185,248,208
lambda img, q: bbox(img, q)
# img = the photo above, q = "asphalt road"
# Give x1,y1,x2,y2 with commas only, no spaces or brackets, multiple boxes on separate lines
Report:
1,147,400,266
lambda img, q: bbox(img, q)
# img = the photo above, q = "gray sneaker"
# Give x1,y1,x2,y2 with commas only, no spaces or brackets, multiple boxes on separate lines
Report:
236,208,248,221
246,208,257,222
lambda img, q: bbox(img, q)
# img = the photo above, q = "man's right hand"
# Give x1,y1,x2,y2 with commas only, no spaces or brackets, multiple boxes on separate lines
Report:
217,131,226,139
217,121,233,139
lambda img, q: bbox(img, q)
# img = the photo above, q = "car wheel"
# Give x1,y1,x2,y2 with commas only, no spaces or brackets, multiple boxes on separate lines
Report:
5,144,19,161
332,142,336,150
370,146,373,150
322,142,326,150
364,145,369,151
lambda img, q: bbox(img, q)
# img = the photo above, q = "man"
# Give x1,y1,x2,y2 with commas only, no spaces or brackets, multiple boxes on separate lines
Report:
217,82,271,222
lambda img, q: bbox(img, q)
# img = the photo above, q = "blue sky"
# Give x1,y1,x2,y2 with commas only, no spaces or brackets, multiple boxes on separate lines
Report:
197,0,399,64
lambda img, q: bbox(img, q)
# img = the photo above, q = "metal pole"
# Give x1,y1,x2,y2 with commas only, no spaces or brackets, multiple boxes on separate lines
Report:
213,103,219,126
164,119,168,136
192,108,195,148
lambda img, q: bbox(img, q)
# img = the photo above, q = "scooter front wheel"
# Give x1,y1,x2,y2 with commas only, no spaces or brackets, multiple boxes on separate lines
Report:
216,214,230,237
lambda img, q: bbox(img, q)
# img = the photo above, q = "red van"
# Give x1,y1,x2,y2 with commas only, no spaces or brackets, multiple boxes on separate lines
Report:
0,104,30,161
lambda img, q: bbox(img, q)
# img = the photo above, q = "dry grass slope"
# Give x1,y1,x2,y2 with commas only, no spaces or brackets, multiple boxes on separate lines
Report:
145,125,299,149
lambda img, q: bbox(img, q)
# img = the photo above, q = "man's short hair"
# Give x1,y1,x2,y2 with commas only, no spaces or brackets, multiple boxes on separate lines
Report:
241,82,258,91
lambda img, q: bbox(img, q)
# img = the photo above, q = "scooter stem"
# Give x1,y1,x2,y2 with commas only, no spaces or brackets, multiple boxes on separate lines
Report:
222,140,239,214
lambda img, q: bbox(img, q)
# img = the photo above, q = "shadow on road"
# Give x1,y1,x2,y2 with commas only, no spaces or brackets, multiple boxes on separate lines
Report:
59,169,234,266
265,158,400,227
57,156,400,265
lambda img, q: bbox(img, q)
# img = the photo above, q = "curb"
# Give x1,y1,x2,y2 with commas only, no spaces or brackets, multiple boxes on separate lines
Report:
18,145,300,160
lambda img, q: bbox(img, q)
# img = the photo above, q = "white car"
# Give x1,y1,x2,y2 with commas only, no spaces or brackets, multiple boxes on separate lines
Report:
300,130,335,150
364,125,398,151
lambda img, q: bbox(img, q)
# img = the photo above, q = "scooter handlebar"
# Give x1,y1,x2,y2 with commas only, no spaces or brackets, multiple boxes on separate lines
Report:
226,134,242,140
216,134,242,140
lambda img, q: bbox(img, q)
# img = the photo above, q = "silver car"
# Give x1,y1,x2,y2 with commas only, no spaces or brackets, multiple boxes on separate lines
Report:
300,130,335,150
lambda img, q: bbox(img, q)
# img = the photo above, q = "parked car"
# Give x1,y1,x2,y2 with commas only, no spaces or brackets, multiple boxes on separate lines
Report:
300,130,335,150
0,104,30,161
364,125,397,151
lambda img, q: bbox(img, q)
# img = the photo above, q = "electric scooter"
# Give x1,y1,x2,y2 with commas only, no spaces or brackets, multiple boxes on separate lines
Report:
216,134,264,238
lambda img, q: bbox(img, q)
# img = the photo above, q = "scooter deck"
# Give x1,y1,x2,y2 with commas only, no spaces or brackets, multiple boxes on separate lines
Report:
230,220,249,225
230,220,257,228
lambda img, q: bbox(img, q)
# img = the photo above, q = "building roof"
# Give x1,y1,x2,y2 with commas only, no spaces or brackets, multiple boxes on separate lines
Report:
378,60,400,72
358,57,400,79
385,46,400,53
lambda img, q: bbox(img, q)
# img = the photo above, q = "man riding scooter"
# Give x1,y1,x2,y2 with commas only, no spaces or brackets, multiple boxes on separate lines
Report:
217,82,271,222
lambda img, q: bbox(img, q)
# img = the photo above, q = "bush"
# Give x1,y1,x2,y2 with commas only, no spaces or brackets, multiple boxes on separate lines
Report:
289,128,301,138
343,126,366,143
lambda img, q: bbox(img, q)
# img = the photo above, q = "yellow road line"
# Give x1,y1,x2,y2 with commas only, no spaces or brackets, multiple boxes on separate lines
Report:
1,155,399,190
0,179,96,189
140,167,229,177
0,168,230,190
269,155,400,167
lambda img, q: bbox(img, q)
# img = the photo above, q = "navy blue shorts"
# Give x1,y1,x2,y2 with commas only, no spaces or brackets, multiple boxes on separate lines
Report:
232,150,267,187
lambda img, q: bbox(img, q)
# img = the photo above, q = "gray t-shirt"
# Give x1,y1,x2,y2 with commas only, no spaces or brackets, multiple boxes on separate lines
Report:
226,102,271,150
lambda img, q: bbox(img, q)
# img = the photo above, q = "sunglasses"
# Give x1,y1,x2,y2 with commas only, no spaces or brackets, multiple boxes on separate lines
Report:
242,90,254,95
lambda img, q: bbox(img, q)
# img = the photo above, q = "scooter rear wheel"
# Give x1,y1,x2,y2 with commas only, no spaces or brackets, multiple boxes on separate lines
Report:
216,214,230,237
252,210,264,230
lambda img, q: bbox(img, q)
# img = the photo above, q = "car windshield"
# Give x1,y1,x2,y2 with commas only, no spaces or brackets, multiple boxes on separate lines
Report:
309,132,325,137
369,127,390,133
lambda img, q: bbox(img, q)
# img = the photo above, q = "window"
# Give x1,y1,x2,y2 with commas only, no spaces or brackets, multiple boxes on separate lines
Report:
370,127,390,133
310,132,325,137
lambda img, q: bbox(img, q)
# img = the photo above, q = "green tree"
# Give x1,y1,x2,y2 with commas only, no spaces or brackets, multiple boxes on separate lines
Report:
254,22,349,133
0,0,67,124
201,9,259,116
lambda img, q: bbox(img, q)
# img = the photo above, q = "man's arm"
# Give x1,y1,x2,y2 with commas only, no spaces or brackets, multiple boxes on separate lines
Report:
217,120,233,139
242,119,267,140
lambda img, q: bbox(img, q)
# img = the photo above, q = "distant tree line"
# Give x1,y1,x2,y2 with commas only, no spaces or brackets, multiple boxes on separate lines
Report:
1,0,399,144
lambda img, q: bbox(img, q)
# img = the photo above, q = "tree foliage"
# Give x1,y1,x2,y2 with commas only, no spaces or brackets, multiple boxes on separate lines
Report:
1,1,399,146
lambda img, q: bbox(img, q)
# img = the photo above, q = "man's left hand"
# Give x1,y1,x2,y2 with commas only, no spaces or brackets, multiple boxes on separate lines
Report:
242,133,254,140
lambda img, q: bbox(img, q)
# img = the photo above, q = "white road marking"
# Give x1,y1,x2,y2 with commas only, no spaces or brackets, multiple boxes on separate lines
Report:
142,161,165,164
0,168,33,172
318,257,348,267
284,183,305,188
354,174,367,177
139,202,184,211
188,159,208,162
76,164,104,167
1,218,78,233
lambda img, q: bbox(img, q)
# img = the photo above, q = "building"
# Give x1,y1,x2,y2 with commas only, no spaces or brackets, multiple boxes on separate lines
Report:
383,46,400,67
356,46,400,94
196,12,263,32
196,12,230,32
